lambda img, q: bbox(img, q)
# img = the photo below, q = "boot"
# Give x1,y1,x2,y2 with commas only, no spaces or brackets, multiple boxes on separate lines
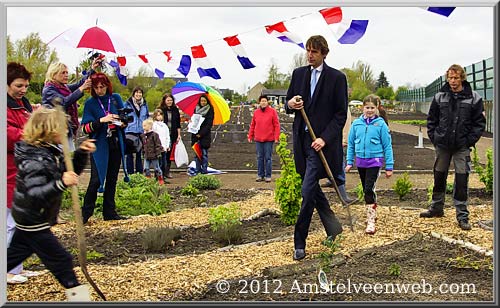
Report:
365,204,377,234
338,184,355,203
158,175,165,185
65,284,91,301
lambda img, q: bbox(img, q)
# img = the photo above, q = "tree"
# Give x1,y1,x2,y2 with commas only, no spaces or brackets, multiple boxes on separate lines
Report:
7,33,59,104
375,86,395,100
263,61,290,89
290,52,307,71
352,60,376,92
376,71,389,89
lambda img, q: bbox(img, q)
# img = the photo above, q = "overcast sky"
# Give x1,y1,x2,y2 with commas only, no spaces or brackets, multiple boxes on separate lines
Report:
5,3,495,94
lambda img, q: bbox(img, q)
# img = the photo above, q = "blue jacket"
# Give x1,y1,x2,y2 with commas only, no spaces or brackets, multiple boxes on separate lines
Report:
346,115,394,170
124,97,149,134
81,93,129,192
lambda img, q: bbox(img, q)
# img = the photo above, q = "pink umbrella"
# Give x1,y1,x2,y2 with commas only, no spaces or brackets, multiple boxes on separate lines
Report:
46,25,136,56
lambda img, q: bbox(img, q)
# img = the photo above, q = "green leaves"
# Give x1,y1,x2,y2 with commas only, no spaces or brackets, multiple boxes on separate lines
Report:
393,172,413,201
187,174,222,190
471,147,493,194
208,203,242,244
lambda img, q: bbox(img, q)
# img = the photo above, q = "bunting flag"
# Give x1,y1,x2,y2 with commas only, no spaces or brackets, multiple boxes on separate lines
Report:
320,7,369,45
117,56,127,67
163,51,172,62
265,21,304,49
191,45,221,80
177,55,192,77
155,68,165,79
109,60,127,85
138,54,149,63
223,35,256,69
422,7,456,17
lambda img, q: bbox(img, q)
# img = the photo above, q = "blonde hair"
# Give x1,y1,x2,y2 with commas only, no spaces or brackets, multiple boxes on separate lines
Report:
45,62,67,83
22,107,66,146
152,109,164,120
363,94,381,115
142,118,154,130
446,64,466,81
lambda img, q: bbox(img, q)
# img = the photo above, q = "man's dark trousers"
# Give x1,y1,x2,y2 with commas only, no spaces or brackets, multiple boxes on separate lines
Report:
294,133,343,250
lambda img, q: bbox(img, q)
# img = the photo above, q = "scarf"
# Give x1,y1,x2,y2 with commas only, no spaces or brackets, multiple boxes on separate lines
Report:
46,82,79,135
195,104,211,117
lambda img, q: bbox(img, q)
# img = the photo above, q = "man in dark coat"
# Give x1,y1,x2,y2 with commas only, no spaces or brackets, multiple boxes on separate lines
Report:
420,64,486,231
285,35,348,261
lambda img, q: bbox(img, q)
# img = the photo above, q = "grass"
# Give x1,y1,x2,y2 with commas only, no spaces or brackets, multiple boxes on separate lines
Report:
392,120,427,126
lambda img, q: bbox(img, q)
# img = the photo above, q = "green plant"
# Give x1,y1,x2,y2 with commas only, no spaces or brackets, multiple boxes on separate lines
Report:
23,255,41,268
445,182,454,194
471,147,493,194
393,172,413,201
141,227,182,253
208,203,242,245
187,174,222,190
388,263,401,277
274,133,302,225
180,184,199,196
446,255,493,271
69,248,104,261
354,182,365,201
427,184,433,203
392,120,427,126
317,234,343,272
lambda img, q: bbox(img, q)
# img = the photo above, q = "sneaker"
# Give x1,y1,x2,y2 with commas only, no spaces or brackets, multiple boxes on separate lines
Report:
20,270,47,277
256,177,264,182
265,177,272,183
459,220,472,230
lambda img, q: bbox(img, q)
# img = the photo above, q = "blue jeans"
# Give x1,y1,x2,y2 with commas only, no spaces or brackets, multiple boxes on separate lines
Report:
144,159,162,177
195,148,209,174
256,141,274,178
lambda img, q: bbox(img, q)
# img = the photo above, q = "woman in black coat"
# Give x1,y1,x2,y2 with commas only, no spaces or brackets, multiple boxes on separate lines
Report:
158,93,181,178
190,94,214,174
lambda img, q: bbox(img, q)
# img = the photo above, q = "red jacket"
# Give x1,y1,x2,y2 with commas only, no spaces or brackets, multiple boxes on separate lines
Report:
248,106,280,142
7,95,33,209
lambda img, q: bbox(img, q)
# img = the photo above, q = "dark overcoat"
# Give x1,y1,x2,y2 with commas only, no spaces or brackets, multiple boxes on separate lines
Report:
285,62,348,179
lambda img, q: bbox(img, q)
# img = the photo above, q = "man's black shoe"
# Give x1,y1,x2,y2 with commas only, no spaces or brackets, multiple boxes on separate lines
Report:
459,220,472,230
293,249,306,261
103,215,128,221
419,209,444,218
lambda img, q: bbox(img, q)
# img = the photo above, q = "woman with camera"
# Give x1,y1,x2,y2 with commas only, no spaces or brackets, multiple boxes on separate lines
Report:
80,72,129,223
42,57,102,151
124,86,150,174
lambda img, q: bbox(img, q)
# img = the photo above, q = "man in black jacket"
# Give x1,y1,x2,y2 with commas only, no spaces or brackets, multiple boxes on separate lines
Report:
420,64,486,230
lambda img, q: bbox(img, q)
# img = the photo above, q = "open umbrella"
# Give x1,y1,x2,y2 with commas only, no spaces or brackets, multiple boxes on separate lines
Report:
172,82,231,125
46,25,136,56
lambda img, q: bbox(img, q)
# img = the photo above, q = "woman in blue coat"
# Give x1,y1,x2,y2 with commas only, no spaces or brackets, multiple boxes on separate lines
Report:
124,86,150,174
80,73,129,223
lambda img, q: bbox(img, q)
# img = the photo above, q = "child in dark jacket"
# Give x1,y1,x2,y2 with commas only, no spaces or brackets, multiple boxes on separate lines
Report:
141,118,164,185
7,107,96,301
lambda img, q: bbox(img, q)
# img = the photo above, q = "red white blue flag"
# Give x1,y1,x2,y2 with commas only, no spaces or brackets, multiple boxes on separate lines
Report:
265,21,304,49
319,7,368,44
223,35,256,70
422,7,456,17
191,45,221,80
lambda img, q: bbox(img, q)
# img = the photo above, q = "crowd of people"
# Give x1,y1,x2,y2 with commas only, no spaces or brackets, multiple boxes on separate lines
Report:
5,34,486,300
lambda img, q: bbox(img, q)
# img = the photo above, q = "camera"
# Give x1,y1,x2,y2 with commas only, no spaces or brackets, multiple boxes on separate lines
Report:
117,107,134,125
89,52,106,68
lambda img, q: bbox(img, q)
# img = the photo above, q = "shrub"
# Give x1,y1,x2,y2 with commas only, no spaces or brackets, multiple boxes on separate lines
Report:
388,263,401,277
180,184,199,196
471,147,493,194
275,133,302,225
188,174,221,190
317,234,343,272
208,203,242,245
393,172,413,201
141,227,182,253
354,182,365,201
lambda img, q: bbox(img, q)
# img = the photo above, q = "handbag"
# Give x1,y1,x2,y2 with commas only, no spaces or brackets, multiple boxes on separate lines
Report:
125,133,142,155
174,138,189,167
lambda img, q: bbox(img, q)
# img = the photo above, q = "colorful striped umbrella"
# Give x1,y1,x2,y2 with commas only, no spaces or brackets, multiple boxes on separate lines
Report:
172,82,230,125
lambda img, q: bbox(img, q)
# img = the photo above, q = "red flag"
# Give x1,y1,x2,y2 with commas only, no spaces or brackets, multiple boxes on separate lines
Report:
138,54,149,63
319,7,343,24
163,51,172,62
192,142,202,160
117,56,127,66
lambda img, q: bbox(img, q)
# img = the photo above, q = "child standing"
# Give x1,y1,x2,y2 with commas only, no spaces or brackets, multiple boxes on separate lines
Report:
141,118,164,185
152,109,171,181
345,94,393,235
7,107,96,301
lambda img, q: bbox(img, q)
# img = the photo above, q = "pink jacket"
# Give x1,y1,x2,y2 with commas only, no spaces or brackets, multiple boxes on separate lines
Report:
248,106,280,142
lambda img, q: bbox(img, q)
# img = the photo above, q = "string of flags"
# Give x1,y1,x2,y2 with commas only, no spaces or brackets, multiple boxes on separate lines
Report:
104,6,454,85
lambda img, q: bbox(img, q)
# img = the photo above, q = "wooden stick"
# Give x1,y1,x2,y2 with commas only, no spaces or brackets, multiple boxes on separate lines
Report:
299,108,355,231
430,231,493,257
54,105,106,301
